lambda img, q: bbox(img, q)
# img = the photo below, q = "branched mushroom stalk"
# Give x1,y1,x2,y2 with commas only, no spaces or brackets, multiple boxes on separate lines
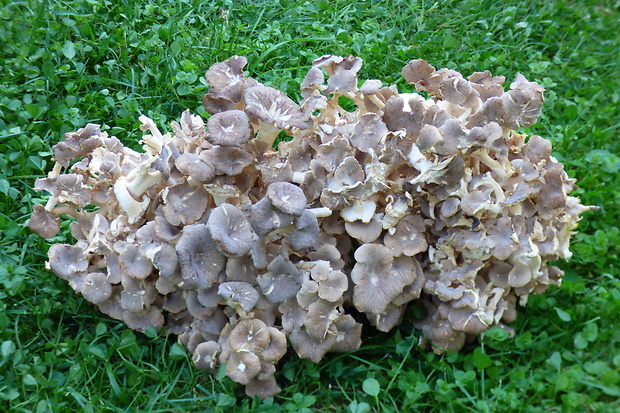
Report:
29,55,595,398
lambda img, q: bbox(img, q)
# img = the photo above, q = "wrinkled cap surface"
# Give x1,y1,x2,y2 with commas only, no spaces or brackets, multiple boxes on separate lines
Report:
244,85,313,130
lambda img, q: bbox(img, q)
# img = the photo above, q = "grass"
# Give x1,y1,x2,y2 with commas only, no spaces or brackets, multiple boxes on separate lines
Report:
1,0,619,411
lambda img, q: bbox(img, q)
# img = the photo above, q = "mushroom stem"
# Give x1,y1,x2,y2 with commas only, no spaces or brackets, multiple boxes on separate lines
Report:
52,205,81,219
126,162,162,197
44,195,59,212
139,115,167,154
306,207,332,218
49,162,63,178
254,121,282,149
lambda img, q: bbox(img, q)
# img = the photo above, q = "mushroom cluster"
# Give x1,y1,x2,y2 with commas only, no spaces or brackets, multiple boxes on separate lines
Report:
29,55,593,398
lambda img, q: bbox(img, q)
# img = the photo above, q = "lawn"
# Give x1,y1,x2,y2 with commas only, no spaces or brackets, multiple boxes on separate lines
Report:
1,0,619,412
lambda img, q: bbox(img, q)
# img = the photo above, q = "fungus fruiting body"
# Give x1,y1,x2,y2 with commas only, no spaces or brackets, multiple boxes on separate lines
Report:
30,55,594,398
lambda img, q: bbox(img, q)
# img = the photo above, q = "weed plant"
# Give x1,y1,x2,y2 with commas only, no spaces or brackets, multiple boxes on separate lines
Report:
0,0,618,412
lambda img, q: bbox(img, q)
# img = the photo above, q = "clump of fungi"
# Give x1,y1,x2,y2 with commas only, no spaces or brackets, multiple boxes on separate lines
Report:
29,55,594,398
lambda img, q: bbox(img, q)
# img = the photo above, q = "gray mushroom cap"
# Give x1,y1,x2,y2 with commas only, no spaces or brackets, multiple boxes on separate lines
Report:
218,281,260,311
52,123,103,167
383,215,428,257
401,59,441,94
81,272,113,304
351,244,406,315
193,341,221,371
304,299,343,340
204,55,248,103
47,244,89,281
244,374,281,400
260,327,287,362
344,218,383,243
123,306,165,334
243,85,312,130
331,315,363,353
325,70,358,95
174,153,215,182
266,182,307,216
257,256,302,303
162,181,209,226
29,204,60,239
206,110,253,147
249,197,295,238
200,147,253,176
289,210,320,251
118,244,153,279
207,203,254,257
175,223,226,289
289,326,337,363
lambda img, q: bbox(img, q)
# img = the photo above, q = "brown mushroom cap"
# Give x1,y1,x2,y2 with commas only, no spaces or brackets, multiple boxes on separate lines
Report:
228,319,271,352
226,351,261,385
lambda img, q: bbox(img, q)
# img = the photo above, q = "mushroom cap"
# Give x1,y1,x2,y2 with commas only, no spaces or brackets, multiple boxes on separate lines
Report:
175,223,226,289
174,153,215,182
351,244,406,315
228,318,271,352
47,244,89,280
201,146,253,176
304,299,343,341
207,203,254,257
243,85,312,130
383,215,428,257
81,272,113,304
249,197,294,238
331,315,362,352
123,306,165,334
289,326,337,363
260,327,287,362
289,210,320,251
226,351,261,385
193,341,221,371
257,256,302,303
218,281,260,311
162,180,209,226
244,374,281,400
29,204,60,239
118,244,153,279
266,182,307,216
206,110,253,147
204,55,248,102
344,218,383,243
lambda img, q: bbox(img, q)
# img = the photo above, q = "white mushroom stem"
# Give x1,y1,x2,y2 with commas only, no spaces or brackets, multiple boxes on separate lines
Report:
49,162,63,178
307,207,332,218
139,115,168,154
51,204,81,219
291,171,308,185
126,160,162,198
113,177,149,224
44,195,59,212
255,121,281,149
